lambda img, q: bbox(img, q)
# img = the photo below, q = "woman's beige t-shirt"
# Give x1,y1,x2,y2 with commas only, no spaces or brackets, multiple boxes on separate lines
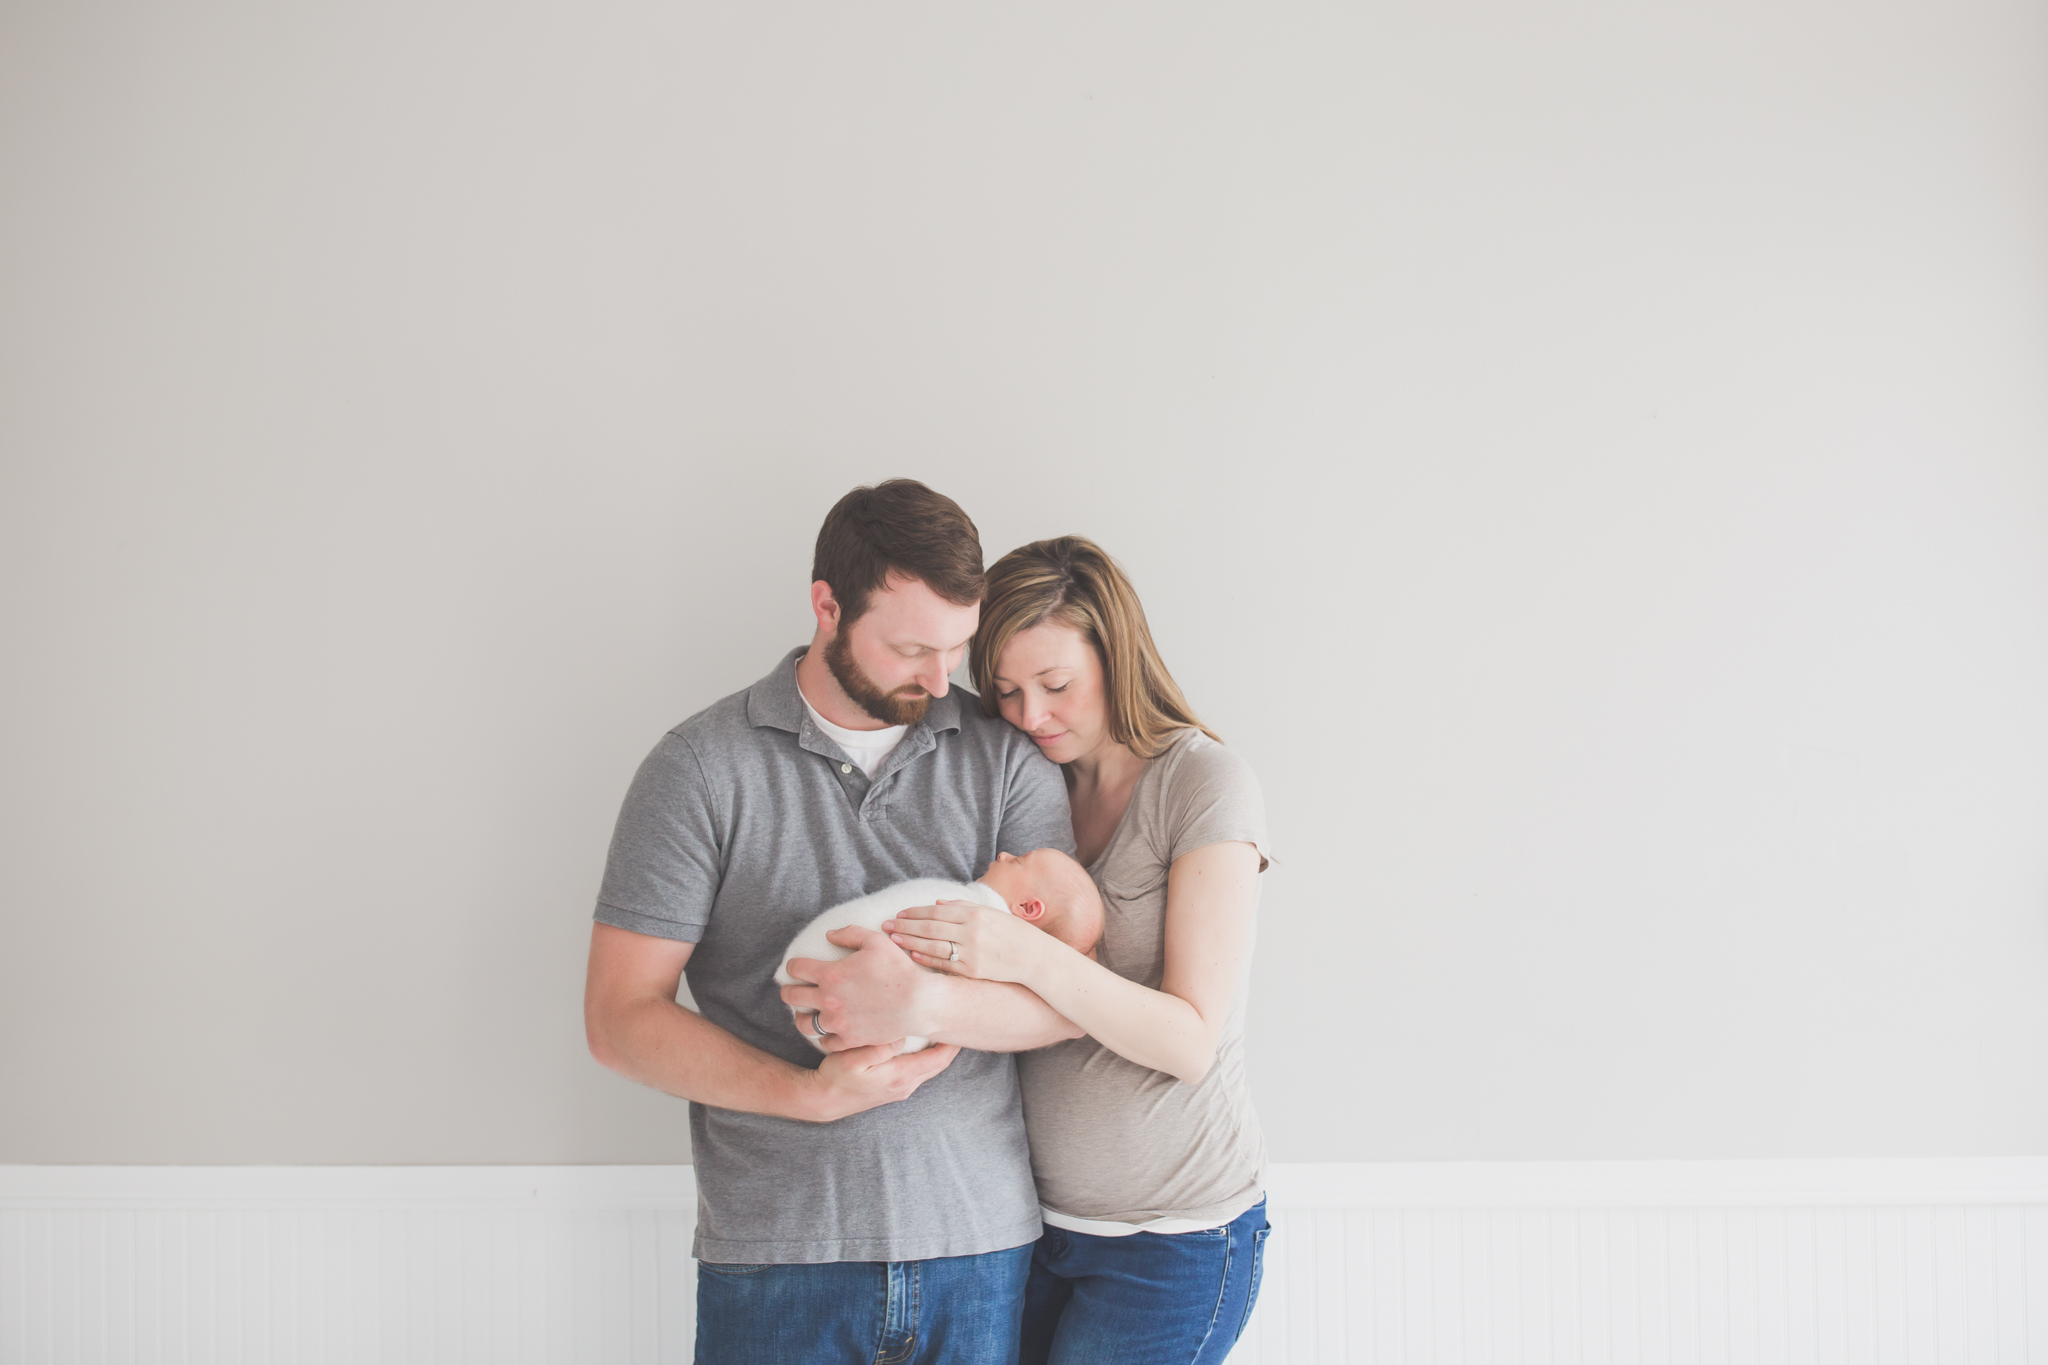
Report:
1015,729,1272,1227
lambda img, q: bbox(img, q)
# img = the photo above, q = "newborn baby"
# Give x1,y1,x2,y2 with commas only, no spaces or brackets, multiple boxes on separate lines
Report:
774,848,1105,1054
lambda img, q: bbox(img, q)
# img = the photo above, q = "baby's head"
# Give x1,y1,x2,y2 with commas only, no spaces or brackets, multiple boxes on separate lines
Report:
976,849,1105,956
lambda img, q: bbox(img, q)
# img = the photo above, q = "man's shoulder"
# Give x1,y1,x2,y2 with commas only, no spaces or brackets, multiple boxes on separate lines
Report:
939,687,1033,755
625,689,785,800
937,691,1067,798
662,651,807,753
655,648,807,754
664,687,756,749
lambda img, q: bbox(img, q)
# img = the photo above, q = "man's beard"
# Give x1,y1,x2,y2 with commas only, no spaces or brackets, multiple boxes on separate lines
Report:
824,628,932,727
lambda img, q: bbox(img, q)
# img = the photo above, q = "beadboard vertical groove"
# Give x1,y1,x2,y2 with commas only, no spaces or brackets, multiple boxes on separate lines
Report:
4,1162,2046,1363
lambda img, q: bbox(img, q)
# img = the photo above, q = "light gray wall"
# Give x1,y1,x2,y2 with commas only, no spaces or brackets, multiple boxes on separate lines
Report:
2,1,2044,1164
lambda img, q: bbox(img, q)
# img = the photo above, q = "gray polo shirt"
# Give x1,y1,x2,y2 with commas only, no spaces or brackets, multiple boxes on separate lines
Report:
595,647,1075,1265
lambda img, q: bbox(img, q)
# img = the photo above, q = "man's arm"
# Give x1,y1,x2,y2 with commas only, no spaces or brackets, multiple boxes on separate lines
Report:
780,925,1085,1053
585,922,961,1121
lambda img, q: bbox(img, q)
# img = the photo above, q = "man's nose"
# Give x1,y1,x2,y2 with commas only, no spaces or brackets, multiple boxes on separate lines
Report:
918,656,950,697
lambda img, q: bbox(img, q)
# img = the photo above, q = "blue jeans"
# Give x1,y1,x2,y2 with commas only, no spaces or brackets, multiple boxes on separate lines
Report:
694,1243,1032,1365
1020,1200,1271,1365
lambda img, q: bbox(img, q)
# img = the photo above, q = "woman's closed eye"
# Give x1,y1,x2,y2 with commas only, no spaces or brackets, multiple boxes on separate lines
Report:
996,683,1067,699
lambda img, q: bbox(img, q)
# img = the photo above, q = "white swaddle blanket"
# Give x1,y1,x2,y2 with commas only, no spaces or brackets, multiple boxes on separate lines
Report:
774,877,1008,1053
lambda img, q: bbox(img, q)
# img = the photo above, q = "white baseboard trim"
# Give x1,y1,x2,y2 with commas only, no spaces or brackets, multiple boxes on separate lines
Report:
6,1159,2047,1363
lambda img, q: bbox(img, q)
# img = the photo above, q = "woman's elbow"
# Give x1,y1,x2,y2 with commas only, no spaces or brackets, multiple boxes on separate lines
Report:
1165,1045,1217,1086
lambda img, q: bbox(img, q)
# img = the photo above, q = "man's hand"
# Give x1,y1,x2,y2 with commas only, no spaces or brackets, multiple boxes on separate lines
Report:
587,922,957,1122
799,1042,962,1122
781,926,945,1050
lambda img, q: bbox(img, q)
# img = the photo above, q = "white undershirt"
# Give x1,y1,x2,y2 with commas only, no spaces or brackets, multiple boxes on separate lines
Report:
797,668,908,778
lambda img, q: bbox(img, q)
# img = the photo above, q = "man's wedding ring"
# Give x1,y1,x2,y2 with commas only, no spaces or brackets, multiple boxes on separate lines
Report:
947,941,960,964
810,1013,831,1038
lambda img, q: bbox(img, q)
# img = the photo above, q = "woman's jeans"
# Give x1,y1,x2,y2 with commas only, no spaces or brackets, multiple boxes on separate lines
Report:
1020,1200,1271,1365
694,1243,1032,1365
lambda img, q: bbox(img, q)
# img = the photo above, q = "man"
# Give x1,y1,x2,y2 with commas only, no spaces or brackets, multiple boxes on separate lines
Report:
584,479,1080,1364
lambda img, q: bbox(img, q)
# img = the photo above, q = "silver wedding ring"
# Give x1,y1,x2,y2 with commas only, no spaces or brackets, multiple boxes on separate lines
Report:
948,941,959,963
810,1012,831,1038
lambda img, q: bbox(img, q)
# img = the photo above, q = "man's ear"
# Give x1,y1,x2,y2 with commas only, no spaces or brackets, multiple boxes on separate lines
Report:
810,581,841,633
1017,898,1046,921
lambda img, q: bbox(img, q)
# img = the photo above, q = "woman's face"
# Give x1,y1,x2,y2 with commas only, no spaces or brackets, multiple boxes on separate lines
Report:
992,621,1111,766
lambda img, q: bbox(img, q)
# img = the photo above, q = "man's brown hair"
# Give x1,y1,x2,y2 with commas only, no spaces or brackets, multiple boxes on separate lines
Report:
970,536,1219,759
812,479,986,626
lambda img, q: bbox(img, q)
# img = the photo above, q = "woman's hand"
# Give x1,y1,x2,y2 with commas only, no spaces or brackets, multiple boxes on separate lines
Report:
884,900,1052,986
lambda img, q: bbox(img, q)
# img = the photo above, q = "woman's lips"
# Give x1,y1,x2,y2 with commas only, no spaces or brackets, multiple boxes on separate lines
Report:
1030,732,1065,746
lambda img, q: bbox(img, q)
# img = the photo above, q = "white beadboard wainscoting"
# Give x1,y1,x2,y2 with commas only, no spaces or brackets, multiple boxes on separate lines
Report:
4,1159,2047,1364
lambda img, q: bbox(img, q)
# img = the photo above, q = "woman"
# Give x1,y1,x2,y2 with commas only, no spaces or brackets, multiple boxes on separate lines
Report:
887,536,1273,1365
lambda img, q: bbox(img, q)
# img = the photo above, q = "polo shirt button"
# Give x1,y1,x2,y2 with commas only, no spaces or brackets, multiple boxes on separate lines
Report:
841,763,852,774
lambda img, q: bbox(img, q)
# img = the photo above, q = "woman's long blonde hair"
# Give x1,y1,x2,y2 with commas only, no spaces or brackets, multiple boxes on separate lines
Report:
971,537,1219,759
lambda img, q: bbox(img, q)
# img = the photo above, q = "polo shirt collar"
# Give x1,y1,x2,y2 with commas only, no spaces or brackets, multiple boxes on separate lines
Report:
745,646,966,738
744,648,811,734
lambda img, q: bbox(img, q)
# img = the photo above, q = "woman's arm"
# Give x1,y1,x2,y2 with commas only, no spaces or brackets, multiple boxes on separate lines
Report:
778,925,1087,1052
887,840,1261,1083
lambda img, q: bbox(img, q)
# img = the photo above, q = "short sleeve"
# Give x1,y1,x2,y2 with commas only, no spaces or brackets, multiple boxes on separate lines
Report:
1162,736,1271,872
997,739,1077,859
593,731,724,942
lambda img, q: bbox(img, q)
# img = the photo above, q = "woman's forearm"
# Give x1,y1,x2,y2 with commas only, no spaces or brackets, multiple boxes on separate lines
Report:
1020,947,1221,1083
921,977,1087,1052
881,843,1260,1079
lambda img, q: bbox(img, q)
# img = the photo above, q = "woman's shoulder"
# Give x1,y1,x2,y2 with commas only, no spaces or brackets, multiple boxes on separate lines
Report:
1093,733,1270,885
1149,728,1262,801
1140,730,1268,859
